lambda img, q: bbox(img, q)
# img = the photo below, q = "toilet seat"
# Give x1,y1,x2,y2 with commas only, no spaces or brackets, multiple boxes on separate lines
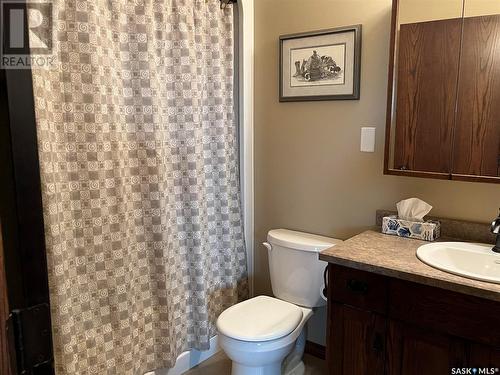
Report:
216,296,303,342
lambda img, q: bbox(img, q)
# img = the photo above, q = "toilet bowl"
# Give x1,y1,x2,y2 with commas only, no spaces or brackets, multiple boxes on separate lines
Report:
216,229,342,375
217,296,312,375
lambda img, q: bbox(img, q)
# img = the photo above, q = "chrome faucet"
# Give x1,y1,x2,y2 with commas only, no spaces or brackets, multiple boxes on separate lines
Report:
490,211,500,253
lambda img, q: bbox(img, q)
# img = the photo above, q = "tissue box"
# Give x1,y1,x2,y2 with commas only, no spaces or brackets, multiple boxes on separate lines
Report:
382,215,440,241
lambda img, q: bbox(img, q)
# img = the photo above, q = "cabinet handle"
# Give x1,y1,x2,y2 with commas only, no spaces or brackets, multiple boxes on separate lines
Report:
346,279,369,294
372,332,384,354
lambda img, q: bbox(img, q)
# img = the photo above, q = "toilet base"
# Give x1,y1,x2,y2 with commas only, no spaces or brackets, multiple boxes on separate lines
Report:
227,329,308,375
281,327,306,374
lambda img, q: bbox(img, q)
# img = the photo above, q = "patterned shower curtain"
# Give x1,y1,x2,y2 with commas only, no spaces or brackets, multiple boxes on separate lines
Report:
31,0,247,374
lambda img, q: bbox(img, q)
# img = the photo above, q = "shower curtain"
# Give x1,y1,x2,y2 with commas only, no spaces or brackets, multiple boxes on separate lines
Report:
31,0,247,374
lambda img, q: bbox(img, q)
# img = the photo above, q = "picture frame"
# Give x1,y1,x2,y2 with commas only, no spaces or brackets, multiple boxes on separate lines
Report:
279,25,362,102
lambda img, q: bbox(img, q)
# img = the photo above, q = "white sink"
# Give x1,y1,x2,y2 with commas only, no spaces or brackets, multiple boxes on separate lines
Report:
417,242,500,284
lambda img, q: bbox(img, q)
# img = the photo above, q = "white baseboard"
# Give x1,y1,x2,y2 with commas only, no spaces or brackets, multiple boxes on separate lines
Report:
144,335,220,375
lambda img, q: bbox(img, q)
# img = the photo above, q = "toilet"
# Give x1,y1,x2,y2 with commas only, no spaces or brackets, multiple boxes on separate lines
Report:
216,229,342,375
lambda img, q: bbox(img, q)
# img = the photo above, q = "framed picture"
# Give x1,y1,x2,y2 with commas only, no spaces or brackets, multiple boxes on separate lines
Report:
279,25,362,102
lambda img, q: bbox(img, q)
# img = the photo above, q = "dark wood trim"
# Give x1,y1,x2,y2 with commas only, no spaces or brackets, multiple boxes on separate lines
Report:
386,169,500,184
0,0,50,310
0,1,54,373
326,264,335,371
304,340,326,360
451,174,500,183
0,71,24,310
0,222,11,375
384,168,451,180
0,71,55,374
383,0,399,175
4,68,51,308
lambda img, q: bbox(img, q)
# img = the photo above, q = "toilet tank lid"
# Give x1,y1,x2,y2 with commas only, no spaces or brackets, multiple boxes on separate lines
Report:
267,229,342,253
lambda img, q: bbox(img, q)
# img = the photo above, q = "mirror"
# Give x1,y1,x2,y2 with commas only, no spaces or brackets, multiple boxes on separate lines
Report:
384,0,500,182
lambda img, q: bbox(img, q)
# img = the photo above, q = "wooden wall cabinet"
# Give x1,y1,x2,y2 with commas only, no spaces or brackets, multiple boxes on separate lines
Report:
393,18,462,174
384,0,500,183
326,264,500,374
452,15,500,178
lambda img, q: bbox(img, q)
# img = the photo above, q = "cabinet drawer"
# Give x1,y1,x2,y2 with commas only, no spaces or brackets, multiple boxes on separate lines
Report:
389,279,500,348
329,264,388,314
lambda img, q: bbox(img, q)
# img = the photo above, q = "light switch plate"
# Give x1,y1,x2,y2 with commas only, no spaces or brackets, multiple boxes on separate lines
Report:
360,127,376,152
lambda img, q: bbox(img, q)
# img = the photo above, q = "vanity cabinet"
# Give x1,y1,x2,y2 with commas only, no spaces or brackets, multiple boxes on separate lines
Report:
329,304,386,375
469,344,500,365
326,264,500,374
386,321,466,374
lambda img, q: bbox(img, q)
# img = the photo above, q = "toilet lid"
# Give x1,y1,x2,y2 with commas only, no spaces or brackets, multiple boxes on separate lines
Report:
216,296,303,342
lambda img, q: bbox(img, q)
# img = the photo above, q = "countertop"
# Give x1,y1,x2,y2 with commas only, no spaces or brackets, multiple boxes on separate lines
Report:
319,230,500,302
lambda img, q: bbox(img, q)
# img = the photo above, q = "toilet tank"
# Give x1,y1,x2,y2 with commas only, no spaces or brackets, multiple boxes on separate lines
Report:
265,229,343,308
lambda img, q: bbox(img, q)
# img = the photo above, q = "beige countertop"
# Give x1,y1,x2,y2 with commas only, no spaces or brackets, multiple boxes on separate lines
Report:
319,230,500,302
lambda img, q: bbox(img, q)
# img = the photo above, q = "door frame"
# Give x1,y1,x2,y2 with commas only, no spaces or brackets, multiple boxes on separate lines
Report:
0,0,54,373
238,0,255,297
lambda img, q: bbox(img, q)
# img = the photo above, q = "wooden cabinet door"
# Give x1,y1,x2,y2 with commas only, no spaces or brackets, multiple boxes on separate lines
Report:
327,303,385,375
469,343,500,368
386,320,467,375
452,15,500,177
393,18,462,173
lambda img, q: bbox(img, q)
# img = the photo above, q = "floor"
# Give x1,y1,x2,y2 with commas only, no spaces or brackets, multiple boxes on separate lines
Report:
184,351,327,375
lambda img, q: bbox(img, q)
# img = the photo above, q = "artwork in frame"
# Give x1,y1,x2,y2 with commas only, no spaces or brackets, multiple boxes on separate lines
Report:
279,25,362,101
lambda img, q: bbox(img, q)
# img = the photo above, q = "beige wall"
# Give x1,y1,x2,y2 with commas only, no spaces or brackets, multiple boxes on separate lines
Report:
398,0,500,24
399,0,463,24
253,0,500,331
465,0,500,17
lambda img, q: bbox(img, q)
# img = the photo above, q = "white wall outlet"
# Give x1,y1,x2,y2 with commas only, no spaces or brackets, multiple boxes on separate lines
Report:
360,127,376,153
